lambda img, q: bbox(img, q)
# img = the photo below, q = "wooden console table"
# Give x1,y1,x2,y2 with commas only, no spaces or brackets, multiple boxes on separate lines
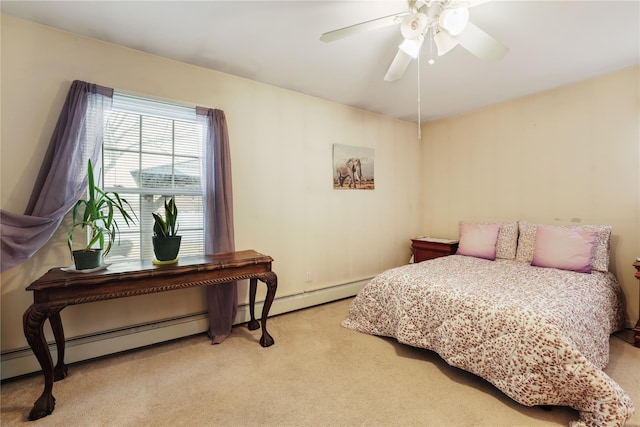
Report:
23,250,277,421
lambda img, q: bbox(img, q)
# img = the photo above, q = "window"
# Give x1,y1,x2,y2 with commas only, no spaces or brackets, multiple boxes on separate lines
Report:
102,93,205,261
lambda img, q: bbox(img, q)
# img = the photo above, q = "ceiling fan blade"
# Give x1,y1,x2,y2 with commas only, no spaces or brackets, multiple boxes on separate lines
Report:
455,21,508,62
384,49,412,82
320,13,407,42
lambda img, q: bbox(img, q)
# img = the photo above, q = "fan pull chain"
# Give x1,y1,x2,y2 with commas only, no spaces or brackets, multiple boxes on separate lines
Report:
417,49,422,140
428,28,436,65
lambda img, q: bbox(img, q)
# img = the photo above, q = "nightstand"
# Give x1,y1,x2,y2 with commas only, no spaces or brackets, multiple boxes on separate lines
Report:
411,238,459,263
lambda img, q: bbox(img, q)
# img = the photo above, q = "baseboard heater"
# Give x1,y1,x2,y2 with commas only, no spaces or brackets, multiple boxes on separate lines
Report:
1,278,370,380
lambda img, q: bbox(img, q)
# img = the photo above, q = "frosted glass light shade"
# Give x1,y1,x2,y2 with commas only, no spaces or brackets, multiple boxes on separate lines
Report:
434,30,458,56
399,36,424,59
439,7,469,36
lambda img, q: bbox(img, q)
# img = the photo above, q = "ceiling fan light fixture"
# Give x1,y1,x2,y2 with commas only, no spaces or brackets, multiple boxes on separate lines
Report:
400,13,427,40
399,36,424,59
434,30,458,56
412,0,428,12
439,6,469,36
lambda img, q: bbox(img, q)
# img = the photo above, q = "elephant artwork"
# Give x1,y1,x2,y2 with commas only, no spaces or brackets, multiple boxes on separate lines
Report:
335,158,363,188
332,144,374,190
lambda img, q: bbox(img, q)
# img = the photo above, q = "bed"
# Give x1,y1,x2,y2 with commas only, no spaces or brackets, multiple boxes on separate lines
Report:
342,221,634,427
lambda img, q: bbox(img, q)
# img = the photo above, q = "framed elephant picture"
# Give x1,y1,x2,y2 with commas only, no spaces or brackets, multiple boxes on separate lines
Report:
333,144,374,190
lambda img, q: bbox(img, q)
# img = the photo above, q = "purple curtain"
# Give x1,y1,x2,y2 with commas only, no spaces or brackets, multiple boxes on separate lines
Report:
1,81,113,272
196,108,237,344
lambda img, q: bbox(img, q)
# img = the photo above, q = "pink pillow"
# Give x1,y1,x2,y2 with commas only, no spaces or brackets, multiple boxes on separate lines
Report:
456,223,500,260
531,225,597,273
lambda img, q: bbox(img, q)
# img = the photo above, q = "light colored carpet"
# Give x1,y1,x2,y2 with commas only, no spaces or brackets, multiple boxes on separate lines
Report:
1,298,638,426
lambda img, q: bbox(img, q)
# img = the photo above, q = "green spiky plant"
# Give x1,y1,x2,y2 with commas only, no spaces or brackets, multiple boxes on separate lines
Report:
67,159,137,259
152,196,179,237
151,196,181,262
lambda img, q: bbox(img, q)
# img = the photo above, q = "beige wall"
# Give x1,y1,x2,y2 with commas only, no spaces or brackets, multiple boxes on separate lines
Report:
421,66,640,326
0,16,422,357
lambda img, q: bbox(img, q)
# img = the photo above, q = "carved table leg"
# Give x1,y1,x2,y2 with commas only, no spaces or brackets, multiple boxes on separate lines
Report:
23,303,66,421
49,311,68,381
247,278,260,331
258,272,277,347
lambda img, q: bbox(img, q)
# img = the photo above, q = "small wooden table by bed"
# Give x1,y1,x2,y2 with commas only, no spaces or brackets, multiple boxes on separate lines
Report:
23,250,277,421
411,238,459,263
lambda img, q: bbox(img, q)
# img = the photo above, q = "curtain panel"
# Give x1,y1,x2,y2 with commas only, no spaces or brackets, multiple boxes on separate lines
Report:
0,83,237,346
196,107,237,344
1,80,113,272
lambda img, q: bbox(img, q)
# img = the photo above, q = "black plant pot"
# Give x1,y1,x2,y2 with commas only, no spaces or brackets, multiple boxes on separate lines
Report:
152,236,182,261
72,249,103,270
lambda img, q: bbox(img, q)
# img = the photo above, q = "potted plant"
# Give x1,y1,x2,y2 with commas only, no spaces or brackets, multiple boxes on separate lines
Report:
152,196,181,262
67,159,137,269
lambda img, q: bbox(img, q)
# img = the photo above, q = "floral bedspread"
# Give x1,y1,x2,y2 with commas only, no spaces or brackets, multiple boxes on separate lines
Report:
342,255,634,426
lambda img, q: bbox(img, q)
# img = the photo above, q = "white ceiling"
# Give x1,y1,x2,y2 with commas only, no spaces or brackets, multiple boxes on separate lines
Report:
2,1,639,123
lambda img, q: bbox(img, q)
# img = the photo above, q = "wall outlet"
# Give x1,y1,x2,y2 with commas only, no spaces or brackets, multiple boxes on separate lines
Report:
305,272,312,282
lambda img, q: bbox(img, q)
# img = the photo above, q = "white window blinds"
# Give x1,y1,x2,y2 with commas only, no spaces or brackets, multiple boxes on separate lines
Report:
102,92,205,261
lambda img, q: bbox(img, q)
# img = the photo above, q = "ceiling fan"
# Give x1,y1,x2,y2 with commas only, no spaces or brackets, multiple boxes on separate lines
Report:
320,0,508,82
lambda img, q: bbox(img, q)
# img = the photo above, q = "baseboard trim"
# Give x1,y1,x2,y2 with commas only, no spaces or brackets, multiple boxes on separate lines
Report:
1,278,369,380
